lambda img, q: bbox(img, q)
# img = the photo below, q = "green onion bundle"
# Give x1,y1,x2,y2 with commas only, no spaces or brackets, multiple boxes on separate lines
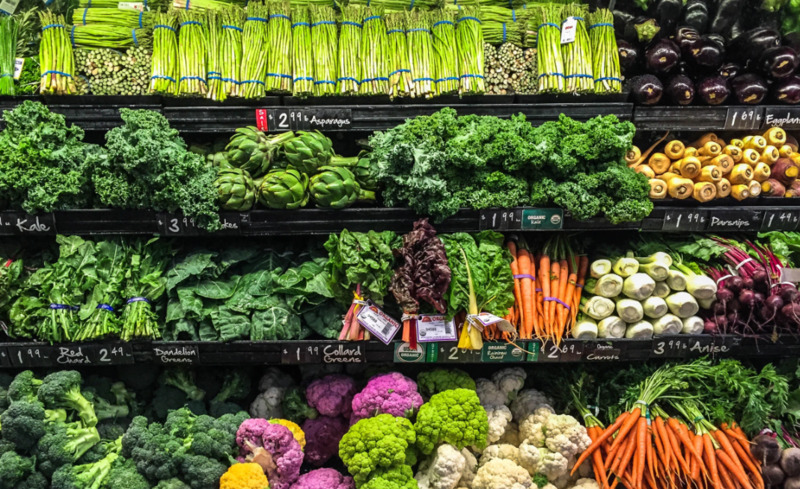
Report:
71,8,153,29
359,6,387,95
206,11,224,100
177,10,207,96
588,8,621,94
477,6,525,46
455,7,484,95
239,2,268,98
407,11,433,98
39,12,77,95
385,13,411,98
431,9,457,96
336,5,363,95
310,5,337,96
150,11,178,94
218,7,244,97
536,4,564,92
291,7,313,96
265,0,292,93
70,25,152,50
0,16,17,96
561,4,592,93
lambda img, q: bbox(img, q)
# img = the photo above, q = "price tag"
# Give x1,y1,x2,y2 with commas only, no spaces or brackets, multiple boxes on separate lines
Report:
255,108,307,132
84,343,134,365
0,347,10,368
9,346,54,367
539,342,585,362
159,213,200,236
521,209,564,230
481,342,528,362
560,17,577,44
724,107,765,131
117,1,144,9
152,344,200,365
13,58,24,80
526,341,540,362
416,315,457,343
0,213,57,235
393,342,427,363
662,209,707,232
651,336,690,359
479,209,520,230
357,302,401,345
281,343,323,364
761,210,800,232
306,108,353,130
707,209,763,232
763,107,800,130
584,341,623,361
435,345,482,363
0,0,20,14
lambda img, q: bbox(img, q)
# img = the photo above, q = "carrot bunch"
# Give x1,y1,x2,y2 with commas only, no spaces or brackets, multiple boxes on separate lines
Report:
506,237,588,344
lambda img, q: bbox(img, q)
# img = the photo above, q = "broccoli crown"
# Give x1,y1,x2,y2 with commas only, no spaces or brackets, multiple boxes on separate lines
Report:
164,407,196,440
84,390,130,421
161,370,205,402
150,386,188,421
0,450,36,487
1,401,47,451
413,388,488,455
281,386,318,424
38,371,98,428
101,456,151,489
36,423,101,477
50,449,119,489
0,372,13,410
180,454,228,489
189,415,238,461
8,371,42,403
338,413,416,486
77,438,120,465
14,471,49,489
121,417,183,482
360,466,417,489
211,371,251,403
416,369,477,398
96,420,128,442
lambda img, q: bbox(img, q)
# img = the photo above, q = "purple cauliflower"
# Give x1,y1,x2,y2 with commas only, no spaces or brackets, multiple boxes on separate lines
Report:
350,372,424,423
301,415,349,467
305,374,357,418
290,468,355,489
235,418,304,489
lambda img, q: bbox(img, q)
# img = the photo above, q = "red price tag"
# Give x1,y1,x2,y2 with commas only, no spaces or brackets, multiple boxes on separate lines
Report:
255,109,269,131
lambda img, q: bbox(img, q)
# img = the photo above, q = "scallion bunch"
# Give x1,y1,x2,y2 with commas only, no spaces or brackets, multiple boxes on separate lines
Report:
71,8,153,29
407,10,433,98
0,16,17,96
310,5,337,96
588,8,621,94
39,12,77,95
455,7,484,95
359,6,387,95
239,2,268,98
265,0,292,93
536,4,564,92
562,4,593,93
292,6,313,97
150,11,178,94
177,10,207,96
385,13,411,99
337,5,363,95
219,7,244,98
432,9,457,96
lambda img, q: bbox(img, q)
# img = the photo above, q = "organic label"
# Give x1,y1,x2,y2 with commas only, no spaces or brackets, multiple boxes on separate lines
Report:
393,343,426,363
357,303,401,345
416,314,457,342
118,1,145,10
0,0,20,15
560,17,577,44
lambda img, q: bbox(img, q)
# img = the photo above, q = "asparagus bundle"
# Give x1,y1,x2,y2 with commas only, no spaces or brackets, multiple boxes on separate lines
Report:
291,0,335,5
432,9,457,96
588,8,621,94
292,6,314,96
265,0,292,93
336,5,363,95
72,8,153,28
206,11,225,101
348,0,437,9
310,5,337,96
359,6,387,95
561,4,593,93
150,11,178,94
172,0,238,11
75,46,151,95
177,10,207,96
386,13,411,98
407,11,433,98
78,0,168,9
477,6,525,46
536,4,564,92
70,25,152,50
239,2,268,98
0,16,16,96
39,12,77,95
455,7,484,95
218,7,244,97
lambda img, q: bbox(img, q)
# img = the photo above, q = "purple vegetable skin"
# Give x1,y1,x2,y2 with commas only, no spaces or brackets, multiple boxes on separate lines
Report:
302,416,349,467
236,420,304,489
350,372,424,423
305,374,357,418
290,468,355,489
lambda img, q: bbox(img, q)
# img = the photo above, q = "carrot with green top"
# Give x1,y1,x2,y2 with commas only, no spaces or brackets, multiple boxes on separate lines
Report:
507,241,524,334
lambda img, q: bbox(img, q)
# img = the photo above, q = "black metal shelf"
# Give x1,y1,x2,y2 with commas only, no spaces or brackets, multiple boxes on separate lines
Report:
633,105,800,132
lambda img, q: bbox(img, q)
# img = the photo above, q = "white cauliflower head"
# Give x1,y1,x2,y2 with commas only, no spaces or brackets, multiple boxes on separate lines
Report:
249,386,285,419
519,407,555,447
510,389,554,421
518,439,541,476
571,478,601,489
476,378,507,408
416,444,468,489
491,368,527,403
537,448,569,481
543,415,592,460
485,405,513,444
479,444,521,467
473,459,534,489
460,448,478,489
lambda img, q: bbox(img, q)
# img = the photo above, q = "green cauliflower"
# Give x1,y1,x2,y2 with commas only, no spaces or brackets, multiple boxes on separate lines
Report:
360,466,419,489
416,369,476,399
339,413,416,486
414,389,488,455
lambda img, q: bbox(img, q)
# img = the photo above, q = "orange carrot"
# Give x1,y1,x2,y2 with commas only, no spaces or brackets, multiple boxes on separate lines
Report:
635,416,648,489
539,254,551,339
664,420,691,474
548,261,560,334
508,241,524,331
715,429,746,476
608,435,632,476
690,432,704,481
718,458,738,489
588,426,610,489
576,410,634,474
571,255,589,326
562,271,578,339
704,433,722,489
717,449,754,489
646,426,657,483
613,420,640,483
518,249,535,339
730,435,763,487
610,408,643,453
556,259,569,331
669,418,705,469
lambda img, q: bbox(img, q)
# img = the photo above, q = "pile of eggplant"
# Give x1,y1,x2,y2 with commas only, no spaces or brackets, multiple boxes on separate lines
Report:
617,0,800,105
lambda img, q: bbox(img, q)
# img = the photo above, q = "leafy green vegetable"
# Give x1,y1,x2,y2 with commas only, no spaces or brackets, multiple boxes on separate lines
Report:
324,230,400,306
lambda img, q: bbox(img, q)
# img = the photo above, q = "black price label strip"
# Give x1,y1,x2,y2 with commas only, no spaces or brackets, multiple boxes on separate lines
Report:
706,209,763,232
724,107,764,131
282,343,365,364
763,107,800,130
257,108,353,132
152,345,200,365
761,210,800,232
0,347,9,367
651,337,690,358
159,214,201,236
662,209,708,232
0,212,57,236
584,341,625,361
436,345,482,363
8,346,54,367
538,342,585,362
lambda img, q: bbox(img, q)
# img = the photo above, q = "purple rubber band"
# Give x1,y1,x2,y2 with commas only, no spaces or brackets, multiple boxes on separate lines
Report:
513,274,536,280
544,297,571,310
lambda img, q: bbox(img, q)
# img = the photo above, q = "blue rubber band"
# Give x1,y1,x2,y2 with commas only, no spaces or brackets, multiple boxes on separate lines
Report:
151,75,177,82
294,76,314,82
408,27,432,33
207,71,221,75
247,16,268,22
41,70,73,78
266,72,292,79
342,20,362,28
292,21,310,28
502,23,506,42
338,76,361,84
588,22,613,29
361,77,389,83
409,0,415,8
538,22,559,29
180,20,202,27
154,24,177,32
82,8,88,25
565,74,593,79
563,16,584,23
207,75,222,81
512,9,516,21
49,304,72,310
433,20,455,27
314,79,335,85
413,77,434,82
0,74,11,78
387,28,404,34
180,75,207,83
70,25,76,47
132,29,138,47
240,79,265,85
97,304,115,312
311,20,336,26
270,13,290,20
143,0,148,8
223,24,243,31
364,15,380,22
126,297,151,304
389,68,410,76
595,76,622,82
538,72,565,78
459,73,484,79
139,11,144,28
435,76,458,82
457,16,481,23
218,76,240,84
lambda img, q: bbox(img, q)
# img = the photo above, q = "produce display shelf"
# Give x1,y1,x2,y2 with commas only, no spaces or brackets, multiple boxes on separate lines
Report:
0,335,793,368
1,202,799,238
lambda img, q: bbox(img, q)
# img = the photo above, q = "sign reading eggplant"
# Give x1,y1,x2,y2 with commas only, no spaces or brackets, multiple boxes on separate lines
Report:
763,108,800,130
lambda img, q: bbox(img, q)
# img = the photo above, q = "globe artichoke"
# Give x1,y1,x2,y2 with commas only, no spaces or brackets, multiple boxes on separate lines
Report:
207,151,230,168
225,127,295,178
353,153,378,191
258,168,310,210
310,166,376,209
215,167,257,211
282,130,334,175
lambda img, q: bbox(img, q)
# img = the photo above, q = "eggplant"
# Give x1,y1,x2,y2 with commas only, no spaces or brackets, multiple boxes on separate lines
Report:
687,36,725,71
773,75,800,104
718,62,742,80
728,28,782,67
681,0,709,33
632,75,664,105
614,12,660,44
646,39,681,74
666,74,695,105
634,17,661,44
617,40,640,75
657,0,682,34
760,46,799,79
731,73,769,104
710,0,746,34
674,27,702,58
697,76,730,105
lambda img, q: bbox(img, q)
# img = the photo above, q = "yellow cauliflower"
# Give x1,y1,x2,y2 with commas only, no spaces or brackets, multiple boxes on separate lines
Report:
270,418,306,449
220,463,270,489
